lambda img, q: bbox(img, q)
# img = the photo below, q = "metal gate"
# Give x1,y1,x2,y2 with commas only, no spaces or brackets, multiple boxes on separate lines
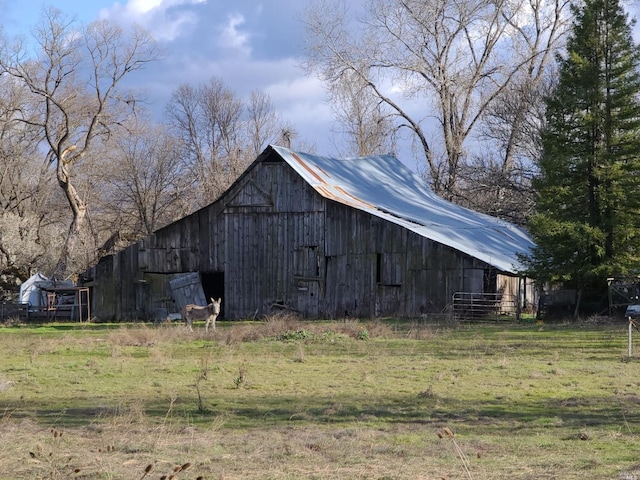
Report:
452,292,518,321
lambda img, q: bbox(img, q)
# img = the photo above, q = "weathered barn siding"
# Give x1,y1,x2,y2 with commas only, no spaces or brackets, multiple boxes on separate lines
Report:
321,201,497,318
90,244,147,320
223,159,327,318
91,256,117,320
82,148,531,321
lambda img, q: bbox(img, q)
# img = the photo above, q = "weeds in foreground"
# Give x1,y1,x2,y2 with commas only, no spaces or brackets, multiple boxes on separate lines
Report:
293,343,305,363
233,363,247,388
29,428,78,479
220,312,391,344
437,426,473,480
31,427,205,480
194,357,210,413
141,461,200,480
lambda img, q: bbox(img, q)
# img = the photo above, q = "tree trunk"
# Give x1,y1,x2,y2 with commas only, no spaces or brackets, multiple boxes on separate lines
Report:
54,147,87,279
573,288,583,321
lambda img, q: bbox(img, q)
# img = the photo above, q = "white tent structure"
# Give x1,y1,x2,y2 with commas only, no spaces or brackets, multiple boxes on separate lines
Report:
19,272,49,307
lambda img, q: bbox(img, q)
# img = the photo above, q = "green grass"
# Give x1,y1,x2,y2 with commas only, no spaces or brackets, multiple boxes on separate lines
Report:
0,317,639,479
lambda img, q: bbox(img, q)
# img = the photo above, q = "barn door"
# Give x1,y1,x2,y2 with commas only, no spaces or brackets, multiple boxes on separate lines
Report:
294,246,321,317
169,272,207,311
296,280,320,317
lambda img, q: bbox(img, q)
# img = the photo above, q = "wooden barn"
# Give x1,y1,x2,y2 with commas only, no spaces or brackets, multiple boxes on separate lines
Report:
81,145,536,321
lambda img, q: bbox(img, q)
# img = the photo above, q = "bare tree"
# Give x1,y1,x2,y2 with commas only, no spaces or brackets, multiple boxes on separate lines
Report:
455,70,556,224
166,77,288,207
492,0,568,172
330,69,397,157
0,77,43,216
303,0,570,199
0,74,64,295
0,8,158,277
455,155,537,226
97,117,190,243
166,79,238,204
247,89,283,156
481,75,552,175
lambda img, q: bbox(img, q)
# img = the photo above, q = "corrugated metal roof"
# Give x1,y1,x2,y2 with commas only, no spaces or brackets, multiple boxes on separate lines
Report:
271,145,535,274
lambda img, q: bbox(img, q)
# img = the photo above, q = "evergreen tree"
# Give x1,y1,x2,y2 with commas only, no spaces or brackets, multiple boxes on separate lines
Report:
523,0,640,313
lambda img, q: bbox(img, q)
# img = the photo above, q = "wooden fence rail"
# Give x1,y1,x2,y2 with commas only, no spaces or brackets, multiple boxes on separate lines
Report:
0,302,30,322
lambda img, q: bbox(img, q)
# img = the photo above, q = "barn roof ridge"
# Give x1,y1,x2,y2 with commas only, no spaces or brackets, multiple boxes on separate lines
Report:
269,144,534,274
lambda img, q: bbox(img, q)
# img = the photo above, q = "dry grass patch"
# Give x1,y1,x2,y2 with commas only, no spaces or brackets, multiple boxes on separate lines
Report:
217,313,390,344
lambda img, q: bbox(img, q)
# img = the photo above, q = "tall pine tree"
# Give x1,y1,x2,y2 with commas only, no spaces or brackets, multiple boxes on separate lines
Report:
523,0,640,314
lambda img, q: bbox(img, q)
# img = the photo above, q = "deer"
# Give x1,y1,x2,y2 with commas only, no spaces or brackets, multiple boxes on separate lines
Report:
183,297,221,333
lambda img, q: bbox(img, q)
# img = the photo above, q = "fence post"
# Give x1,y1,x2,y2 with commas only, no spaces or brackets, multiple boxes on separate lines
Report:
629,317,633,357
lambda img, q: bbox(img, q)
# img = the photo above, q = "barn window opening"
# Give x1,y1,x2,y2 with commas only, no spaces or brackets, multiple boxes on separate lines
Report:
376,253,382,284
294,246,320,278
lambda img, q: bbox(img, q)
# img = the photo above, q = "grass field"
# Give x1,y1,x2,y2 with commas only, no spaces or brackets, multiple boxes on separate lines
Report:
0,316,639,479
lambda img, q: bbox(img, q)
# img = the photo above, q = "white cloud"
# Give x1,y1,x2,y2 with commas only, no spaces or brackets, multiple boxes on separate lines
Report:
218,13,251,55
100,0,338,154
146,52,332,132
99,0,206,41
266,75,325,104
127,0,164,14
264,75,333,134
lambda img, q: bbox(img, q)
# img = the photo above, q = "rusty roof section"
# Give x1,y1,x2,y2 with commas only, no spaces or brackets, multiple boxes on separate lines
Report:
290,151,378,211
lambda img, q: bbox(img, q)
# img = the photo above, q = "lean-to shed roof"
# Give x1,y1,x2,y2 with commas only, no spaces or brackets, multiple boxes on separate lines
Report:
270,145,535,274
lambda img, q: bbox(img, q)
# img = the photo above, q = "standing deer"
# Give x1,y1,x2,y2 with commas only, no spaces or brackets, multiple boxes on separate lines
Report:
183,297,221,332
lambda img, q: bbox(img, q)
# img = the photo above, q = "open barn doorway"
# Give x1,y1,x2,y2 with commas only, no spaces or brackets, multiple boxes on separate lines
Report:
201,272,225,317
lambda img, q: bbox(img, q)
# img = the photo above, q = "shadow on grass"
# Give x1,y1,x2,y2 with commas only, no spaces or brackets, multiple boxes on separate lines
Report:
3,391,638,434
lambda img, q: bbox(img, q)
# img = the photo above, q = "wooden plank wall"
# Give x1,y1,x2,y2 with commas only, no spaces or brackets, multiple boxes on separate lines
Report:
321,201,492,318
223,161,326,318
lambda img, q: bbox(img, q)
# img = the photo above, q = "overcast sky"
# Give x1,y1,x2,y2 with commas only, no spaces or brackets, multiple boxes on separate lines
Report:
2,0,344,160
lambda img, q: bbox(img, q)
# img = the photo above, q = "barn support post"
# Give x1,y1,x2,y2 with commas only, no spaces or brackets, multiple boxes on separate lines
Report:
517,277,522,322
